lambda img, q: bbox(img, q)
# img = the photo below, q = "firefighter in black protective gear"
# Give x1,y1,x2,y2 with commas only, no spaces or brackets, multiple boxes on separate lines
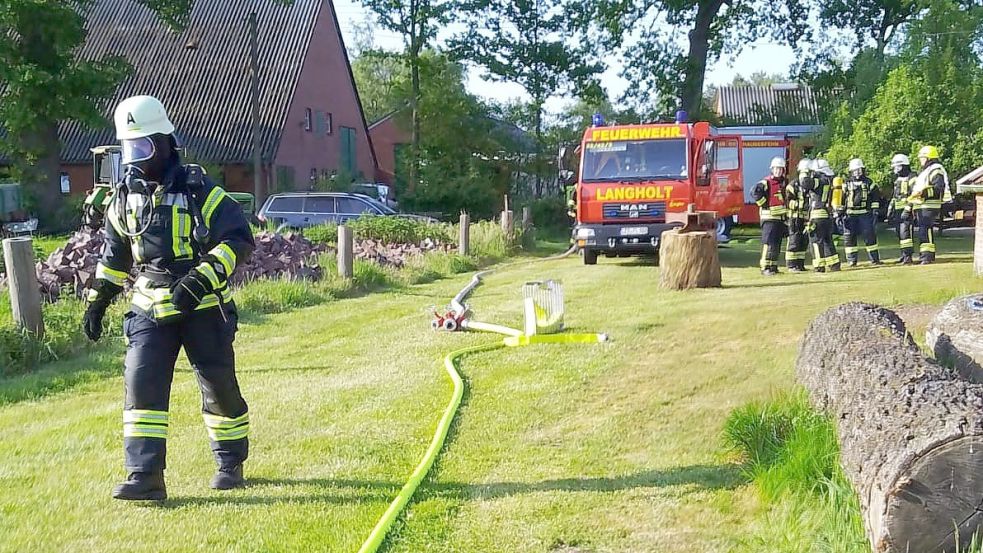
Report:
802,159,841,272
888,153,917,264
752,157,788,276
910,145,948,264
784,159,810,272
81,95,255,500
841,158,883,266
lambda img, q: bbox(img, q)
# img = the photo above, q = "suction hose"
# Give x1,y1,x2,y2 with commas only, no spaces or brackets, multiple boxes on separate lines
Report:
356,332,606,553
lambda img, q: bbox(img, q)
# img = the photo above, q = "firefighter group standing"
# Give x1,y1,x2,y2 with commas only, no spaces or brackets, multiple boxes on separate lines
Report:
754,146,950,275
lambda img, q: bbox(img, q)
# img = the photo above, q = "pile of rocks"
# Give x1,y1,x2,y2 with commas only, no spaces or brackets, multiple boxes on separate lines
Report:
354,237,453,268
232,232,327,284
36,228,107,300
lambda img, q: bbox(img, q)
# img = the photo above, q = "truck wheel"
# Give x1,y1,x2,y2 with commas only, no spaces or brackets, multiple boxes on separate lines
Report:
583,249,598,265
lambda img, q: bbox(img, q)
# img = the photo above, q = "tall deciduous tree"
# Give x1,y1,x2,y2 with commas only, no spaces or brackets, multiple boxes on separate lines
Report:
359,0,449,191
448,0,603,197
586,0,809,118
819,0,924,56
0,0,129,228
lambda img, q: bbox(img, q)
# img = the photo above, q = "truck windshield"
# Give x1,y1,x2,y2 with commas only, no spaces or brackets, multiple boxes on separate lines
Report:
581,139,687,182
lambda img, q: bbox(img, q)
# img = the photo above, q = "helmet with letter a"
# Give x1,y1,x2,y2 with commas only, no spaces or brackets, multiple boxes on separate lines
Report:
113,95,178,177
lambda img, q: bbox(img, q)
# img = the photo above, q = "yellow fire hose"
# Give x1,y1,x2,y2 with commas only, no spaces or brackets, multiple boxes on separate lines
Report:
356,326,607,553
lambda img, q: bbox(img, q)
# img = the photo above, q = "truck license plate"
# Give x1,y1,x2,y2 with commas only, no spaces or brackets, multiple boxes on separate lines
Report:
620,226,647,236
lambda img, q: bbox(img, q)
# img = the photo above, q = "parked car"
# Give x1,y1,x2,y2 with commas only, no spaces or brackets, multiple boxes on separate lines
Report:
257,192,433,228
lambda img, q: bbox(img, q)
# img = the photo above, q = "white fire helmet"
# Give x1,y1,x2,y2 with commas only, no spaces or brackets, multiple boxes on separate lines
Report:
797,158,811,172
848,158,865,172
891,153,910,167
816,159,834,177
770,157,787,169
114,95,175,140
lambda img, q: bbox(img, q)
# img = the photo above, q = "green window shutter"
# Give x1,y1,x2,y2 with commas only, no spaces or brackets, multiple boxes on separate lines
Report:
340,127,357,174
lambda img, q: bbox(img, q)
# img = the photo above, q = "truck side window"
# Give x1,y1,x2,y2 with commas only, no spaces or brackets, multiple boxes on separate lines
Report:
716,142,740,171
697,142,714,186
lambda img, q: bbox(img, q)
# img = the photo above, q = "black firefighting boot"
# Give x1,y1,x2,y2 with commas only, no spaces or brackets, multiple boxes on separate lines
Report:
112,471,166,501
211,464,245,490
828,262,842,272
870,251,883,265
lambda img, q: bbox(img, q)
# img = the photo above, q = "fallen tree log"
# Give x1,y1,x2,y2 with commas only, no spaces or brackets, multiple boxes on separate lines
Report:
658,229,721,290
927,294,983,383
797,302,983,553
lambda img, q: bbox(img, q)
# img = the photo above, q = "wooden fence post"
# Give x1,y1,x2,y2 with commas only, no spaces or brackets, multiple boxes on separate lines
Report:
500,210,514,238
459,212,470,256
3,237,43,337
338,225,353,279
521,206,532,231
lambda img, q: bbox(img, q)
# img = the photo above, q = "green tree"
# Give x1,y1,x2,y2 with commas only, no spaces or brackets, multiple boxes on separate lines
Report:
0,1,129,228
584,0,809,118
824,0,983,187
353,50,521,218
447,0,603,196
351,48,409,123
819,0,925,55
358,0,450,192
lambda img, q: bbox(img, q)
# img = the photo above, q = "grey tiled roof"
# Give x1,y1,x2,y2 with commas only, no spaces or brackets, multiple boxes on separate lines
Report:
714,85,822,126
60,0,321,163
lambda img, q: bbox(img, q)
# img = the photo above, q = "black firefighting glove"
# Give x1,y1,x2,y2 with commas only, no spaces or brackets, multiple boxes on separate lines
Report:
171,269,213,314
82,282,123,342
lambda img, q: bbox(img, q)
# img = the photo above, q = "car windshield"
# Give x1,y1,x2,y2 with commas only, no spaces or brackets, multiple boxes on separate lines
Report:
581,139,687,182
363,197,397,214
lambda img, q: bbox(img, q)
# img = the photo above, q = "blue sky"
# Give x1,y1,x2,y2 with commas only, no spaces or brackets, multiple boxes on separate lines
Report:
333,0,801,114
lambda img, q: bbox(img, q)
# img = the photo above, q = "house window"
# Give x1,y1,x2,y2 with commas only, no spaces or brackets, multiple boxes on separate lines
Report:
314,111,333,136
325,112,333,135
304,108,313,132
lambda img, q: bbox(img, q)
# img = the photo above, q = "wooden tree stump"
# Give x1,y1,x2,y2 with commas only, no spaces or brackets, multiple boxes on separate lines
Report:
797,302,983,553
658,229,721,289
926,294,983,383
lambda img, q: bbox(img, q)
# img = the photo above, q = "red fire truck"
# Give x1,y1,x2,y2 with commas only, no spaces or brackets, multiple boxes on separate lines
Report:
564,121,746,265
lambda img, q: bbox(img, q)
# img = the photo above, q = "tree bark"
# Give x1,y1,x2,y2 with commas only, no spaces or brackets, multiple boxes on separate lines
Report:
926,294,983,383
797,303,983,553
658,229,721,289
679,0,723,117
18,122,64,230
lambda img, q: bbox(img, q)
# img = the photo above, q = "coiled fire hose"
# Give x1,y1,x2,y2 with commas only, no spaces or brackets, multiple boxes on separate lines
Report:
357,253,606,553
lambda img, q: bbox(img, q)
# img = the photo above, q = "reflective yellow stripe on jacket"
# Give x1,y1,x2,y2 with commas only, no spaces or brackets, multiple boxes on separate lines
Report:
131,276,224,321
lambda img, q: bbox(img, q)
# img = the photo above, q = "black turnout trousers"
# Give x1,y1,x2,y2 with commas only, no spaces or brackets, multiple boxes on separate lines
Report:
123,304,249,473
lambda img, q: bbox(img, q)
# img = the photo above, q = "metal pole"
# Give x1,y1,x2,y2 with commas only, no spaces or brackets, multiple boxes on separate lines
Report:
248,12,263,203
3,237,43,337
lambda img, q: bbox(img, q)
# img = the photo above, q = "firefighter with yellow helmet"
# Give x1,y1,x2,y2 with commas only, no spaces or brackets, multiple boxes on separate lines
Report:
82,95,255,500
909,145,948,264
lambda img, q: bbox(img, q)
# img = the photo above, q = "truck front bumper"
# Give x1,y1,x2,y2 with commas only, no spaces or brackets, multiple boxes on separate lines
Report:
572,223,678,253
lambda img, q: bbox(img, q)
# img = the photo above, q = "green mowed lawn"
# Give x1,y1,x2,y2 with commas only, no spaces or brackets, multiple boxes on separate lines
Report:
0,230,980,552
